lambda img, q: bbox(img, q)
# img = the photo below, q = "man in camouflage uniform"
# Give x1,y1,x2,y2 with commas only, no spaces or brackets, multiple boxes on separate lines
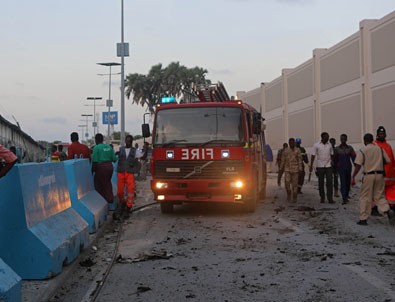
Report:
295,138,308,194
280,138,303,202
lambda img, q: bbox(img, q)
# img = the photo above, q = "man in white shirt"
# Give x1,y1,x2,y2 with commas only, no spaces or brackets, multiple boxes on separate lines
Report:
309,132,334,203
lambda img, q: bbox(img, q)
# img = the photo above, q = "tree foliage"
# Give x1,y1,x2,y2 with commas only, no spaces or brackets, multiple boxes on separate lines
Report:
125,62,211,113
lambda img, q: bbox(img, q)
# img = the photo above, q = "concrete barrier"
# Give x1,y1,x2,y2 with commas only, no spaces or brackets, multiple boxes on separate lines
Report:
0,258,21,302
64,159,108,233
0,162,89,279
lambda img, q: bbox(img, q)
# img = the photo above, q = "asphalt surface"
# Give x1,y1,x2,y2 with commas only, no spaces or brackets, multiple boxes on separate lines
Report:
23,173,395,302
22,176,154,302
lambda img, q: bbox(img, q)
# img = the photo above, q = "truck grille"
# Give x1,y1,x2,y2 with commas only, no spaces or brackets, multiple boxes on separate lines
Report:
154,160,244,179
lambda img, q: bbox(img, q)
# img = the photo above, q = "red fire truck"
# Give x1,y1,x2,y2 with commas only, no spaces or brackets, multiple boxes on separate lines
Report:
142,83,267,213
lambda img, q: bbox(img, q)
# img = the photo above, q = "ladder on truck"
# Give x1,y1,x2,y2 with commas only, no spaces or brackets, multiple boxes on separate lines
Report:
197,82,230,102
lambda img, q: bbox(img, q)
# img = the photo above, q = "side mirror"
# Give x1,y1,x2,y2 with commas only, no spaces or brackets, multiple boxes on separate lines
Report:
142,124,151,138
253,112,262,134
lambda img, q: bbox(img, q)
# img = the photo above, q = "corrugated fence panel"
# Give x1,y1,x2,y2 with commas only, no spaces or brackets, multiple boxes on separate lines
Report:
321,94,362,144
288,63,313,104
371,17,395,73
321,37,360,92
265,81,282,112
372,84,395,141
288,109,314,147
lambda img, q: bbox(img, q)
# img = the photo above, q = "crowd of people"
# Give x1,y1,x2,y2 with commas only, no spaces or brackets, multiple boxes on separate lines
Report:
2,126,395,226
276,126,395,226
0,131,151,221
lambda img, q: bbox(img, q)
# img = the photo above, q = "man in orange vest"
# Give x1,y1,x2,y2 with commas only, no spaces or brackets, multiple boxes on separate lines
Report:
373,126,395,210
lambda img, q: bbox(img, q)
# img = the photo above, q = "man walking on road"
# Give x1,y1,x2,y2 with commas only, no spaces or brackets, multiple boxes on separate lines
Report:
330,138,339,197
352,133,395,226
310,132,334,203
92,133,117,204
374,126,395,210
115,135,140,219
280,138,302,203
276,143,288,187
295,138,308,194
333,134,356,204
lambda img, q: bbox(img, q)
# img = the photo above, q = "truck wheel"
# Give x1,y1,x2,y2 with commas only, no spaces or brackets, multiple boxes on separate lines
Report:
160,202,174,214
244,187,257,213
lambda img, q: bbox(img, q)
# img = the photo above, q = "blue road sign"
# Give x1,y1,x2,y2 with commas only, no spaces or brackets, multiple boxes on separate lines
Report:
102,112,118,125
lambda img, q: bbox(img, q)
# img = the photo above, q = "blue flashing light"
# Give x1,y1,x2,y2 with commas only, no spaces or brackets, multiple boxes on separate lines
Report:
160,96,176,104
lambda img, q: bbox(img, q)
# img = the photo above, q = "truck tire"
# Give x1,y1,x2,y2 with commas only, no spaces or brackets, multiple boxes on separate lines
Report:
244,185,257,213
160,202,174,214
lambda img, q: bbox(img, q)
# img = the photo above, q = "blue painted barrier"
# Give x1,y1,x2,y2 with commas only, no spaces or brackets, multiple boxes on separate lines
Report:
0,162,89,279
64,159,108,233
0,258,21,302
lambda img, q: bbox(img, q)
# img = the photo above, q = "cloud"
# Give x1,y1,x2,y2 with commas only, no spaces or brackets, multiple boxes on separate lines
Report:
208,68,233,75
42,117,67,124
15,82,25,87
276,0,314,5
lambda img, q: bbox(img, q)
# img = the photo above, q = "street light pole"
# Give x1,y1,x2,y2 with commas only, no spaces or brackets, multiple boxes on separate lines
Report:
81,114,93,142
120,0,125,146
77,125,86,143
86,97,102,136
97,62,121,142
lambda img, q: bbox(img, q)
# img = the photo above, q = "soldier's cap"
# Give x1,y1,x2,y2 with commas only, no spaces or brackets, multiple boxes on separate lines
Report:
295,138,302,144
377,126,386,134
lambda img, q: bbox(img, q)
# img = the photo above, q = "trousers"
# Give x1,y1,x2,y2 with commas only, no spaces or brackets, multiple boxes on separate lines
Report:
117,172,135,208
359,174,389,220
285,171,299,201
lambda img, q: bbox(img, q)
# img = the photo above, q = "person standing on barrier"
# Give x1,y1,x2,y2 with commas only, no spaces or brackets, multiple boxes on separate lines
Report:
92,133,117,204
0,144,17,179
333,134,356,204
280,138,302,203
295,138,308,194
310,132,334,203
351,133,395,226
67,132,91,160
115,135,140,219
276,143,288,187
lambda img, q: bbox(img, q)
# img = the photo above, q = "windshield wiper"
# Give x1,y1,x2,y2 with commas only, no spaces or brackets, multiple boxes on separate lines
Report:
161,140,188,147
199,139,238,147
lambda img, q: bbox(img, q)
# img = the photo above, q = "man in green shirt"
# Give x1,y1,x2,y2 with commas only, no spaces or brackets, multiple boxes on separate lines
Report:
92,133,117,203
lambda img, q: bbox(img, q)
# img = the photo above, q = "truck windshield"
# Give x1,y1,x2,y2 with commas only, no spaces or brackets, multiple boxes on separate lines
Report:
154,107,245,146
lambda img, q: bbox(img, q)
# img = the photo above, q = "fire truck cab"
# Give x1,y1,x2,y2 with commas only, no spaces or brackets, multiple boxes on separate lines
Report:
143,83,267,213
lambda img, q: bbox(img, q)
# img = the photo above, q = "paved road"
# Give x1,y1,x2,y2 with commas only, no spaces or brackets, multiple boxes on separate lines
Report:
47,174,395,302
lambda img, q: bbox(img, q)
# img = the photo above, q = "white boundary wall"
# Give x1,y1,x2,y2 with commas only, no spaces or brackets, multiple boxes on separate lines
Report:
238,10,395,153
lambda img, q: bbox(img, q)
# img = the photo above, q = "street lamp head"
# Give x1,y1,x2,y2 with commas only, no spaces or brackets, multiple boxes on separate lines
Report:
97,62,121,67
81,114,93,117
87,97,102,100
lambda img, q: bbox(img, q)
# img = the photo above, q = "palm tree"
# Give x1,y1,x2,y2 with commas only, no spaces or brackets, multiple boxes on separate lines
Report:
124,62,211,113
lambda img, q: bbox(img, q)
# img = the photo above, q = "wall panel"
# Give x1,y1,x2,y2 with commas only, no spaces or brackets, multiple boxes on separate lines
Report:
321,94,361,144
372,84,395,140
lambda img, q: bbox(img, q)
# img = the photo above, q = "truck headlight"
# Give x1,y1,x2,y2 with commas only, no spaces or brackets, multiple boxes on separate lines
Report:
156,182,168,189
230,180,243,188
221,150,230,158
166,151,174,159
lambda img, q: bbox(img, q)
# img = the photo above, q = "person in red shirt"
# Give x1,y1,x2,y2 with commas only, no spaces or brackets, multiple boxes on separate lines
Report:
374,126,395,210
0,144,17,179
67,132,91,160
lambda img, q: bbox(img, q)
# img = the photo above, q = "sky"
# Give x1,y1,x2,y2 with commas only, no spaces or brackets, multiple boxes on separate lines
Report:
0,0,394,143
